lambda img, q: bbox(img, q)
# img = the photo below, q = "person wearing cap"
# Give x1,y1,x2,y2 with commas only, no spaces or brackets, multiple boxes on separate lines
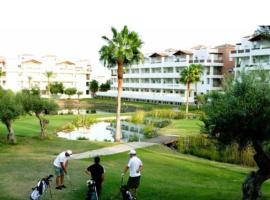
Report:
85,156,105,198
122,149,143,199
53,150,72,190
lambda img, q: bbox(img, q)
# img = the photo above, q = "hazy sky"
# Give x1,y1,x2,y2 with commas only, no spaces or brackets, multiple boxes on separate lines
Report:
0,0,268,78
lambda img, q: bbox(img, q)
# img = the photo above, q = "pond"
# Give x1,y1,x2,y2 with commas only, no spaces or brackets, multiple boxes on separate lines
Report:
57,109,108,115
57,121,144,142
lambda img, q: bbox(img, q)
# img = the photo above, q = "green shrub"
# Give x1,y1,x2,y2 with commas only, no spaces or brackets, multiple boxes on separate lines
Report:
131,110,146,124
77,136,88,140
143,124,155,138
60,123,76,132
128,134,139,142
178,136,256,167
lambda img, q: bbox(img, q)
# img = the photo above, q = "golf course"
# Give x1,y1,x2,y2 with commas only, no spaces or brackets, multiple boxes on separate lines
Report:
1,113,270,200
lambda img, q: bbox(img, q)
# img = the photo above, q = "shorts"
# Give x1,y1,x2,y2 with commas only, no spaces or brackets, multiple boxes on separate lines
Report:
127,176,141,189
54,166,64,176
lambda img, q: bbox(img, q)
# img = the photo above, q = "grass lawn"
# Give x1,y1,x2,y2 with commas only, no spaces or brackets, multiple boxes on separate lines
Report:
0,113,117,138
158,119,204,137
1,145,270,200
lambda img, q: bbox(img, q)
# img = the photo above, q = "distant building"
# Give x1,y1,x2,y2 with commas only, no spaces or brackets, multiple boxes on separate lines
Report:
98,45,235,104
230,32,270,75
0,54,92,98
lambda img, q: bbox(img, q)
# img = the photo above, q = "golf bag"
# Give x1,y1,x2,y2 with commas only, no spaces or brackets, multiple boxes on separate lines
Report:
30,174,53,200
86,179,99,200
120,177,133,200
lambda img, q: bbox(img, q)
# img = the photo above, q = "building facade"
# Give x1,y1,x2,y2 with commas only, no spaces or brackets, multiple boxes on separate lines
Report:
98,45,234,104
230,33,270,74
0,54,91,98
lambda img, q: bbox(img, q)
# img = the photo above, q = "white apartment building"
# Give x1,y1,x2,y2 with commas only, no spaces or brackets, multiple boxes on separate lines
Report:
230,33,270,73
0,54,92,98
98,45,234,104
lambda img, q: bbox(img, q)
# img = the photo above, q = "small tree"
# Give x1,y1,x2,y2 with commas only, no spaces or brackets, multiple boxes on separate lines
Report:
180,64,203,114
90,80,99,97
0,89,24,143
50,82,64,96
44,71,54,97
203,71,270,200
64,87,77,99
19,91,58,139
100,80,111,92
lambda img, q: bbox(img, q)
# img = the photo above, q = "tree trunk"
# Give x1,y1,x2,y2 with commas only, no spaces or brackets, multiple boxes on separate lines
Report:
185,82,190,115
6,120,16,143
242,141,270,200
36,113,49,139
115,62,124,142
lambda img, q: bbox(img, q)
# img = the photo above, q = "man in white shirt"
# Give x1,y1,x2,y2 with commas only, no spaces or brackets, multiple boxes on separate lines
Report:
122,149,143,199
53,150,72,190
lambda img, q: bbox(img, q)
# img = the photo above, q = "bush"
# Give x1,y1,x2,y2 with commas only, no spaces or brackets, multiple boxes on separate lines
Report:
143,124,155,138
77,136,88,140
90,109,96,114
131,110,146,124
128,134,139,142
60,123,76,132
178,136,256,167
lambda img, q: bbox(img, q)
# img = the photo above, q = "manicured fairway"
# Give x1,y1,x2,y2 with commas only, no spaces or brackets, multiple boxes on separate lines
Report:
1,115,270,200
158,119,203,137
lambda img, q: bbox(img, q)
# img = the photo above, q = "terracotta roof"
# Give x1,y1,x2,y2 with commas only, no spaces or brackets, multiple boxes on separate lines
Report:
56,61,75,65
149,52,168,57
22,59,42,64
173,50,193,55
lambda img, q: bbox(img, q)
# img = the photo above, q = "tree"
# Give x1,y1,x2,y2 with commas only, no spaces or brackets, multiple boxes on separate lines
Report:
19,91,58,139
77,91,83,99
44,71,54,97
64,87,77,99
99,26,144,142
0,70,3,87
28,76,32,89
180,64,203,114
0,89,24,143
100,80,111,92
202,71,270,200
50,82,64,96
89,80,99,97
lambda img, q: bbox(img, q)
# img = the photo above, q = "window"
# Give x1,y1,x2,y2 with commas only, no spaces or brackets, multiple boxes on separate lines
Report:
86,90,89,95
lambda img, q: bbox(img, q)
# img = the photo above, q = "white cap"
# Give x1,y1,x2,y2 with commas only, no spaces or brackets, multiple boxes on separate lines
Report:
66,150,72,155
129,149,136,155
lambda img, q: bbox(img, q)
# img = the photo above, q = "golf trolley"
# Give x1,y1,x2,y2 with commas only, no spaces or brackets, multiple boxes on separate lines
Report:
30,174,53,200
120,176,133,200
86,179,99,200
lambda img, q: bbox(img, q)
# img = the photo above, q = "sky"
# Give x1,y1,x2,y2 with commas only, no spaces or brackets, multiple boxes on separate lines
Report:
0,0,269,78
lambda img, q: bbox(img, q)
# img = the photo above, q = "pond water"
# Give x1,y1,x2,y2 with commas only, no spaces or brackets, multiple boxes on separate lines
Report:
57,121,144,142
57,109,108,115
57,122,114,142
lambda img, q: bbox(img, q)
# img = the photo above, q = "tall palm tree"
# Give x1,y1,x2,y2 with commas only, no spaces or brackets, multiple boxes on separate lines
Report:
28,76,32,89
0,70,3,87
44,71,54,97
180,64,203,114
99,26,143,142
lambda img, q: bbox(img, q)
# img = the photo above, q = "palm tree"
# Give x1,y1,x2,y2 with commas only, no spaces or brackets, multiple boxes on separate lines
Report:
28,76,32,89
180,64,203,114
44,71,54,97
99,26,143,142
0,70,3,87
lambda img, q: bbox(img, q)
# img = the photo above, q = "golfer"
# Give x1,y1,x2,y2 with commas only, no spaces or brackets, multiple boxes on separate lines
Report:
122,149,143,199
53,150,72,190
85,156,105,198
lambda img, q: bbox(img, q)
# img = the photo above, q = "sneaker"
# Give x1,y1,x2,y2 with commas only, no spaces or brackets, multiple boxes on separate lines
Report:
61,185,67,189
55,186,62,190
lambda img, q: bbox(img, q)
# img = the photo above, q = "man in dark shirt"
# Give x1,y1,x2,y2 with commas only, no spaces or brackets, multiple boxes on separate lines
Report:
85,156,105,198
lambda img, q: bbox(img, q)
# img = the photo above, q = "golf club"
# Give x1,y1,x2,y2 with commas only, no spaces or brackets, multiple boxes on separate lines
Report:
66,174,77,191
